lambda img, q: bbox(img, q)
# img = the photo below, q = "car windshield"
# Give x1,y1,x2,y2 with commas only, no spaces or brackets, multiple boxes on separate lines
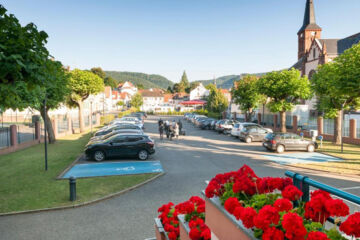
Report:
265,133,274,139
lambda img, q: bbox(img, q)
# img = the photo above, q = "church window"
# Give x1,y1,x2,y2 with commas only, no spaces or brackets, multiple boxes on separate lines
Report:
313,49,316,58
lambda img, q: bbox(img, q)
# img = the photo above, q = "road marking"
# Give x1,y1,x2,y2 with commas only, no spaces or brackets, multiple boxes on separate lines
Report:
339,186,360,191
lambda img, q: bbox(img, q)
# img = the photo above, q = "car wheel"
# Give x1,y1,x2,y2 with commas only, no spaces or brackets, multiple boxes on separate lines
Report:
138,150,149,160
245,137,252,143
276,145,285,154
93,150,105,162
307,144,315,152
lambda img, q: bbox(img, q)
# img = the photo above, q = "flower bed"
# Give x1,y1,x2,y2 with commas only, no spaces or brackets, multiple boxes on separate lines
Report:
157,196,211,240
204,164,360,239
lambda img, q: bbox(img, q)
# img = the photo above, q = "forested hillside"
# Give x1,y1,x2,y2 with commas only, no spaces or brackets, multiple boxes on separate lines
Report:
195,73,267,89
105,71,174,89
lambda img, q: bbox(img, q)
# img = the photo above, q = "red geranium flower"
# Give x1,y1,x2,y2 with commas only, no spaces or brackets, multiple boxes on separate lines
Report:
273,198,293,212
281,185,303,201
307,231,330,240
262,227,284,240
224,197,241,214
282,212,307,240
254,205,280,230
325,199,349,217
233,206,244,220
168,231,178,240
189,227,202,240
240,207,257,229
340,212,360,238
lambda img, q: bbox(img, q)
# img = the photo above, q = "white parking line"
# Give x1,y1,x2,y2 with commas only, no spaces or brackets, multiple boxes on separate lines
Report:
339,186,360,191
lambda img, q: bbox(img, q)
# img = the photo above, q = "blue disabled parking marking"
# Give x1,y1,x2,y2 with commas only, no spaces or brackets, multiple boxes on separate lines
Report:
263,152,342,165
62,161,163,179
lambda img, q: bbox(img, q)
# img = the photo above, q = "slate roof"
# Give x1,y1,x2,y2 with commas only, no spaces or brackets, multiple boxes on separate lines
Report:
317,33,360,56
290,56,305,70
298,0,321,34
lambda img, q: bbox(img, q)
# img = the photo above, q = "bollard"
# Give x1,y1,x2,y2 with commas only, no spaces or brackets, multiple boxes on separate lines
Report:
69,176,76,201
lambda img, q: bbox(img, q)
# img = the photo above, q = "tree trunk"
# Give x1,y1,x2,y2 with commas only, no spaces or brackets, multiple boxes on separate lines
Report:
280,111,286,133
248,108,253,122
333,110,342,144
40,107,56,144
78,100,85,133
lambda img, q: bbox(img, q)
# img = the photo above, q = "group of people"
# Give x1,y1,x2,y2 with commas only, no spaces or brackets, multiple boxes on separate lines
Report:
158,118,182,140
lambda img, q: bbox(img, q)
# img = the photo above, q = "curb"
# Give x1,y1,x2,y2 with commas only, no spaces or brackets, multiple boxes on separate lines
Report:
0,171,165,217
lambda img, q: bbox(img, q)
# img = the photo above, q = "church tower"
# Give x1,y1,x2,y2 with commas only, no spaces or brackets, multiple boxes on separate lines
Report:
298,0,322,59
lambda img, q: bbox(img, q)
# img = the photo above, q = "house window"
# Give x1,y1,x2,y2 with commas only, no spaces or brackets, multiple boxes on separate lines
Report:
313,49,316,59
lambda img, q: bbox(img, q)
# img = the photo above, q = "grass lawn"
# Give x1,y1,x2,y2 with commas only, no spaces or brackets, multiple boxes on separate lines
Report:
292,139,360,175
0,131,159,214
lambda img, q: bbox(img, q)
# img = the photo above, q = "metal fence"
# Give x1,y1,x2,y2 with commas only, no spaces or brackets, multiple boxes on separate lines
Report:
17,124,35,144
0,127,11,149
357,119,360,139
72,118,80,129
84,115,90,127
344,115,350,137
57,115,69,134
92,113,97,125
263,114,274,127
323,118,335,135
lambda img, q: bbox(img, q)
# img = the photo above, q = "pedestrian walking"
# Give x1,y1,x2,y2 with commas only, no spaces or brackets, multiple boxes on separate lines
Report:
158,118,163,127
159,123,164,140
178,119,183,133
165,120,170,139
174,122,179,139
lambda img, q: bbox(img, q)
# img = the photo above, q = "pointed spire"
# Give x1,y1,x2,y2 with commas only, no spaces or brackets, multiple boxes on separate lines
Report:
298,0,321,34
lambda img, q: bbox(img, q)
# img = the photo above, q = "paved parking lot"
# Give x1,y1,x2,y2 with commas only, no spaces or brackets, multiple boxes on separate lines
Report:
0,115,359,240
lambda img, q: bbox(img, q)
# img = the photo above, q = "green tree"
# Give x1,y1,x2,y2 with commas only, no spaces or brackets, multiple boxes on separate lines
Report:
187,82,200,93
232,75,261,122
104,76,117,88
258,68,312,133
0,5,49,110
68,69,104,132
180,71,190,92
206,84,228,114
166,86,173,93
311,43,360,144
136,84,145,90
130,93,143,109
90,67,106,79
31,59,70,143
173,83,185,93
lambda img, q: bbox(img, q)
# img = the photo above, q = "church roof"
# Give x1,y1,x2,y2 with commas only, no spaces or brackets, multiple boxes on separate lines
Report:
298,0,321,34
290,56,305,70
317,33,360,56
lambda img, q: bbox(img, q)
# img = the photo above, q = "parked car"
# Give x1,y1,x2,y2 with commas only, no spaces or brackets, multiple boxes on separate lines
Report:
239,125,272,143
215,119,237,134
231,122,269,137
200,118,215,130
195,117,208,126
85,133,155,161
113,117,144,129
94,124,142,136
90,129,143,142
263,132,318,153
210,120,219,130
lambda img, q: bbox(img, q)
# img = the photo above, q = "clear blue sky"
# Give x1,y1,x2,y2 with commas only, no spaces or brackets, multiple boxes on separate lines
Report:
3,0,360,82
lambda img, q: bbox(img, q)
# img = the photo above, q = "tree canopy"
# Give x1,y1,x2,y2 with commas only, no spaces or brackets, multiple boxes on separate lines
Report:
0,5,49,110
104,76,117,89
232,75,262,121
130,93,143,109
90,67,106,79
311,43,360,143
258,68,312,132
180,71,190,92
206,84,228,114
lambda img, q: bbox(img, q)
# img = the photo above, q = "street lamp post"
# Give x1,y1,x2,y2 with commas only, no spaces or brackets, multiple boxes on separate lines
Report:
44,94,48,171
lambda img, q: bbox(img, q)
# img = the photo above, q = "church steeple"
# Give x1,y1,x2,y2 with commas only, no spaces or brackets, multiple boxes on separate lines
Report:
298,0,322,59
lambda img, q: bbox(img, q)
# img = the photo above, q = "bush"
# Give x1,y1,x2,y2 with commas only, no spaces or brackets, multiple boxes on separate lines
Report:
118,108,137,118
100,114,115,125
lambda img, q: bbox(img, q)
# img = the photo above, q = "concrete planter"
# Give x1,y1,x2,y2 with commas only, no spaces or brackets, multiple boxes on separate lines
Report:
178,215,191,240
154,218,170,240
203,192,256,240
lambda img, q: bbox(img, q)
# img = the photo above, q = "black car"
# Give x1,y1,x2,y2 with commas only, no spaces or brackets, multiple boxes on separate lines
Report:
85,133,155,161
263,132,318,153
94,124,141,136
200,118,215,130
239,125,271,143
90,129,143,141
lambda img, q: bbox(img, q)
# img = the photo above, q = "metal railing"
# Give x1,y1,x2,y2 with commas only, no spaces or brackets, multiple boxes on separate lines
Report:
285,171,360,224
0,127,11,149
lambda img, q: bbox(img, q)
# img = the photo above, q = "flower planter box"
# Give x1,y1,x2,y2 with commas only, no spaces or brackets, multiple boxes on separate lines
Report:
178,215,191,240
202,192,256,240
154,218,170,240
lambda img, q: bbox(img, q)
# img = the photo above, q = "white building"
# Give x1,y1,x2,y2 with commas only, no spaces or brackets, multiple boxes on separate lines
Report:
118,81,138,96
190,83,209,100
140,89,165,112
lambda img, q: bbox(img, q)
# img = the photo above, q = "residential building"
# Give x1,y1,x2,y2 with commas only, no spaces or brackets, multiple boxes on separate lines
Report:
117,81,138,96
190,83,209,100
140,89,165,112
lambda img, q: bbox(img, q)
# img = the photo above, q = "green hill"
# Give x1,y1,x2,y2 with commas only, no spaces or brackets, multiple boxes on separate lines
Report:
105,71,174,89
195,73,267,89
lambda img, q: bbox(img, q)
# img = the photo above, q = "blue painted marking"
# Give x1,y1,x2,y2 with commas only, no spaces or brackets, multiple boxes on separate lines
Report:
263,152,341,165
62,161,163,178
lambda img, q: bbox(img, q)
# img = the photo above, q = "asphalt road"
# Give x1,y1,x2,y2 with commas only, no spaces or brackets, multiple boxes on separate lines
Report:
1,116,359,240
